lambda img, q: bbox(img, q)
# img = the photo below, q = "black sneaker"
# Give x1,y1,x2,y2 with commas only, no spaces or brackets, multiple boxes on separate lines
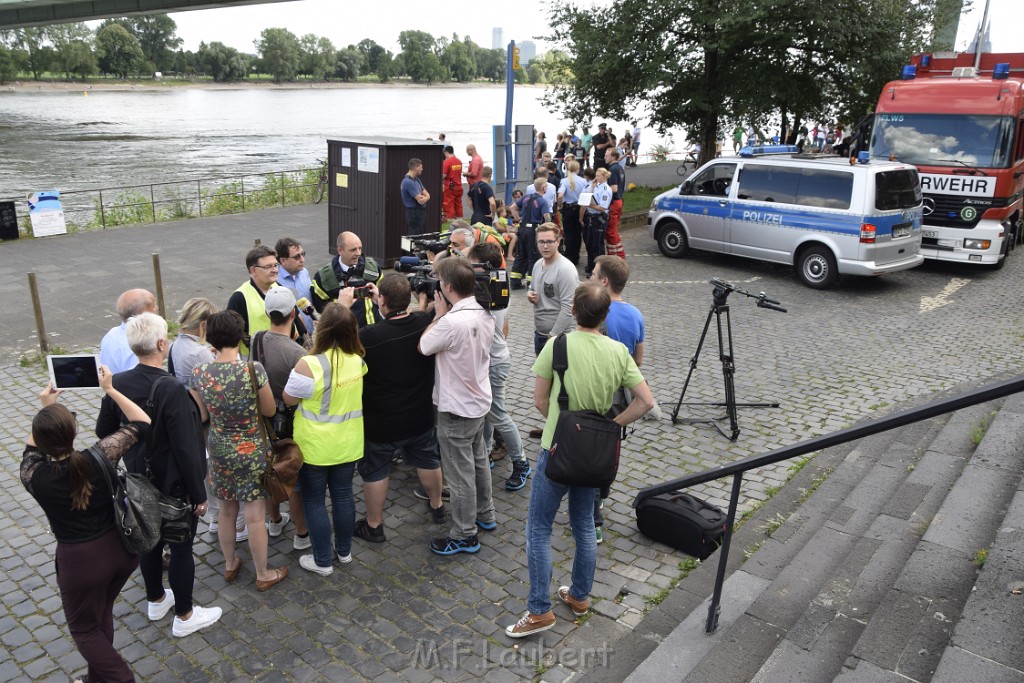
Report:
430,535,480,555
414,484,451,501
353,518,386,543
428,502,447,524
506,460,532,491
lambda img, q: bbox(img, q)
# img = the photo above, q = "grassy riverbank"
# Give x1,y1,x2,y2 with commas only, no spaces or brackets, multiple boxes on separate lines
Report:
2,75,523,93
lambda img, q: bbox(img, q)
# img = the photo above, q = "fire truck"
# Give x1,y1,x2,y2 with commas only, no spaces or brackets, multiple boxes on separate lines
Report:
870,52,1024,267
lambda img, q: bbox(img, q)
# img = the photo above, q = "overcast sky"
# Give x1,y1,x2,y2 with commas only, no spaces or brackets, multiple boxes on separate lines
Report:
166,0,1021,55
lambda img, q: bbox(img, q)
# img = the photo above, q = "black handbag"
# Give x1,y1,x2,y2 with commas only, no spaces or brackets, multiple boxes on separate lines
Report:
544,333,622,489
635,492,726,559
88,445,163,554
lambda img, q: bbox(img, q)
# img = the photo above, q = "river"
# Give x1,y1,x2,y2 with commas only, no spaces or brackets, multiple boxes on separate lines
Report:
0,85,681,199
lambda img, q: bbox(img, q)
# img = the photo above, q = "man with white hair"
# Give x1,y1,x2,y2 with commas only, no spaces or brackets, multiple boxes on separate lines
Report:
96,312,222,638
99,288,158,373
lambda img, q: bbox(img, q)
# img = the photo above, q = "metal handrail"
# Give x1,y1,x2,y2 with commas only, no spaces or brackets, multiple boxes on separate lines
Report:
633,373,1024,633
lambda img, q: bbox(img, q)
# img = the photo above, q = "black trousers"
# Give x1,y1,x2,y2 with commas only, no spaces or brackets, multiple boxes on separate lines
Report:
561,204,582,265
140,514,199,617
583,212,608,275
511,223,540,286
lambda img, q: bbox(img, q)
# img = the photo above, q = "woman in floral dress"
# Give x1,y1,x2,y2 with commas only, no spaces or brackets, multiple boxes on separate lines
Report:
193,310,288,592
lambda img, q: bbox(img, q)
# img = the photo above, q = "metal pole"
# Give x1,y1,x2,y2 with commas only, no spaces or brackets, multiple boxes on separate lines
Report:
152,254,166,320
706,473,744,633
241,176,246,212
27,272,48,354
505,41,516,205
98,189,106,229
150,185,156,223
197,180,203,218
280,171,285,207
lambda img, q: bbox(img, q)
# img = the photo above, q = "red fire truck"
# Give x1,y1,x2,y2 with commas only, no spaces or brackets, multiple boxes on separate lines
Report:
870,52,1024,266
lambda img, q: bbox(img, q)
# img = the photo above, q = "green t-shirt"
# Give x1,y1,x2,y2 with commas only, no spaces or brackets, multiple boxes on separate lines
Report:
532,331,645,449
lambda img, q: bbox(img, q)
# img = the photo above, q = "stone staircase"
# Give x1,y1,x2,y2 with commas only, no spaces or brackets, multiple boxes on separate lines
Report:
576,392,1024,683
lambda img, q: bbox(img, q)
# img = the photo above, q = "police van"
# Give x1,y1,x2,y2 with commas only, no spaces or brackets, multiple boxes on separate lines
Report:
647,146,925,288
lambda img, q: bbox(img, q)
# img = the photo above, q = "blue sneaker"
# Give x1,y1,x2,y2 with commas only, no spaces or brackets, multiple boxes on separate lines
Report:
476,519,497,531
430,535,481,555
490,459,495,470
506,461,532,491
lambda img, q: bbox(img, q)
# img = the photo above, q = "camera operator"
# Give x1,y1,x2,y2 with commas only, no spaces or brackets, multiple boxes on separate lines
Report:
418,256,496,556
310,231,382,327
354,273,446,544
508,177,552,290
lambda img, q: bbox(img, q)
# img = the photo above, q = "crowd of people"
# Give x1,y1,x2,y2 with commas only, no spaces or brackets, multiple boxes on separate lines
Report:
22,161,665,679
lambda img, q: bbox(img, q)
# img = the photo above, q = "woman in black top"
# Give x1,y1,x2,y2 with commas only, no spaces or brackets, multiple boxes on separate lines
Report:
21,366,151,683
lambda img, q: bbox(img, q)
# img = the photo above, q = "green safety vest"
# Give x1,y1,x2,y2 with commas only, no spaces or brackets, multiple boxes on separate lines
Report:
292,352,366,467
312,257,381,327
235,281,277,356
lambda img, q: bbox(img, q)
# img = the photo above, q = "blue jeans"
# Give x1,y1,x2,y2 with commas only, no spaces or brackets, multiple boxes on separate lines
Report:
299,461,356,567
483,360,525,464
526,449,598,614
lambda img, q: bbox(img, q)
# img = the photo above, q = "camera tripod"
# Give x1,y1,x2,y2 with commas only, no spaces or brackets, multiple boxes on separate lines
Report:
672,279,786,440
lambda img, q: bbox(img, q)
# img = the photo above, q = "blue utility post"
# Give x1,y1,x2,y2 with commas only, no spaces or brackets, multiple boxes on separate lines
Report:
504,40,516,204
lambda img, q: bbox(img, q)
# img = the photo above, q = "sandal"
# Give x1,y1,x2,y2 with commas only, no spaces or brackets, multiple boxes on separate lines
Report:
255,565,288,592
224,556,242,582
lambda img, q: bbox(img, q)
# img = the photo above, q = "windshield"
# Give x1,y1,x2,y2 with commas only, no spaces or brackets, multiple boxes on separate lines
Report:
870,114,1014,169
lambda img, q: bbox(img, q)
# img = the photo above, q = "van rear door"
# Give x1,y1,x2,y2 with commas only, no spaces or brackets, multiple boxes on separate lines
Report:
863,169,922,265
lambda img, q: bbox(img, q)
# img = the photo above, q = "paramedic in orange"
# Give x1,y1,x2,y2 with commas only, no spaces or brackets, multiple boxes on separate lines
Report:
442,146,464,220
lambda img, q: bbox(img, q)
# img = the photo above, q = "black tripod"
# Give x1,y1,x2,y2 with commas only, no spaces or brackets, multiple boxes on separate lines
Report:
672,279,786,440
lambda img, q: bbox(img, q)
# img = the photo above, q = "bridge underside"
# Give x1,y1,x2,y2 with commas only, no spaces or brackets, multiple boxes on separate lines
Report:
0,0,297,28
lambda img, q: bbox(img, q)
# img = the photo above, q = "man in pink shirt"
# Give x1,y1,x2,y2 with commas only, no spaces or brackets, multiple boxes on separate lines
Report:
463,144,484,186
418,256,496,555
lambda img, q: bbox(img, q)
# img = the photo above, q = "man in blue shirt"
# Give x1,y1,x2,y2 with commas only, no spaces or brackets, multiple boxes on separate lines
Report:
509,178,552,289
401,158,430,235
100,288,157,373
275,237,314,335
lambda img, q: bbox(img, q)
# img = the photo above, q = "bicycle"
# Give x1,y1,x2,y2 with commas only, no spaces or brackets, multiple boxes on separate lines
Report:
312,158,328,204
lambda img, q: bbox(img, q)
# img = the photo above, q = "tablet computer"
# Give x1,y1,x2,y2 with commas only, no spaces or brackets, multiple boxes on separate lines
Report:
47,354,101,390
577,192,594,207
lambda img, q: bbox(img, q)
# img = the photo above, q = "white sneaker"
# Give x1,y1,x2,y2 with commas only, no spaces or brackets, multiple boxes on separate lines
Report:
293,534,312,550
207,520,218,534
147,589,175,621
337,552,352,564
267,512,290,538
299,553,333,576
235,525,248,542
172,604,222,637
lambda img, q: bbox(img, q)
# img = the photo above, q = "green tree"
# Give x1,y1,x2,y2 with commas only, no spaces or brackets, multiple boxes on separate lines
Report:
527,61,546,85
197,41,248,82
357,38,388,75
125,15,182,71
13,28,52,80
45,23,95,81
476,47,505,82
299,34,335,80
398,30,447,84
334,47,361,81
95,23,144,78
0,45,19,83
255,27,301,82
440,37,475,83
376,50,393,83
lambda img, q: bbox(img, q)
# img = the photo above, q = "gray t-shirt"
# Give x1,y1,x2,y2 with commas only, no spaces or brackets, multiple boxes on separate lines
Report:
530,254,579,337
250,330,305,400
489,308,510,364
169,334,214,389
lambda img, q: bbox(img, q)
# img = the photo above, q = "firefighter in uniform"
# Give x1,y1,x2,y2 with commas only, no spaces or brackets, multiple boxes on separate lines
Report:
310,231,383,328
442,146,464,220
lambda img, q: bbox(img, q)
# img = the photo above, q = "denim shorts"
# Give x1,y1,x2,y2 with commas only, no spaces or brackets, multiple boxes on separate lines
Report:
358,427,441,482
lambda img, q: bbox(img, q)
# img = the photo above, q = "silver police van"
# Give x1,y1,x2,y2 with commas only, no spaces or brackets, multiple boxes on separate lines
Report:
648,146,925,288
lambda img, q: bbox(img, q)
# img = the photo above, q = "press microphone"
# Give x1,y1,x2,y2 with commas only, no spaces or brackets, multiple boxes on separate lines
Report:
295,296,320,320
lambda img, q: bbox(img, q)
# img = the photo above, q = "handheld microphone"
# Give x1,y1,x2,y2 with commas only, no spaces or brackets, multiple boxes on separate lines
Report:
295,296,320,321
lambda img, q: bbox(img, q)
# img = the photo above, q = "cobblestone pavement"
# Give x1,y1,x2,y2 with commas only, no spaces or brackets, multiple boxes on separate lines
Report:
2,204,1024,682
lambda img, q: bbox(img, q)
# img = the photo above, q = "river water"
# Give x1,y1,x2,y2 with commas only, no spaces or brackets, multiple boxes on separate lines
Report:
0,85,679,199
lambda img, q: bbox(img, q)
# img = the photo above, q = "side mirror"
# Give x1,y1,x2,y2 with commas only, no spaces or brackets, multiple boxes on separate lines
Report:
681,181,692,194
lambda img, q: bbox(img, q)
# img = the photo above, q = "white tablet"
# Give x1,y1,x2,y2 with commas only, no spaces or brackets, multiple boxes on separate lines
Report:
47,354,101,390
577,192,594,207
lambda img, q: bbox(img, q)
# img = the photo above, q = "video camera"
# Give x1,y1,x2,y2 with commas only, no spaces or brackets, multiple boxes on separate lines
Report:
400,232,450,262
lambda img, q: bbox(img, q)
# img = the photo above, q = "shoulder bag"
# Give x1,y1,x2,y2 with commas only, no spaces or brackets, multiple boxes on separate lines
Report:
250,331,297,438
249,361,303,504
544,333,622,489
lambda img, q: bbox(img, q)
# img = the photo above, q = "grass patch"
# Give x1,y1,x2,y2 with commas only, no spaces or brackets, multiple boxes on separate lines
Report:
764,513,787,537
970,411,997,446
623,185,675,215
20,345,70,368
974,548,989,568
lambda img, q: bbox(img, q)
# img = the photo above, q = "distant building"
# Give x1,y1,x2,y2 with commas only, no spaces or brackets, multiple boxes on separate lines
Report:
492,28,504,50
519,40,536,65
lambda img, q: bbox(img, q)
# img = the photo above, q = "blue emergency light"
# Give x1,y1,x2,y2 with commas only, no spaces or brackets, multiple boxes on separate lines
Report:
920,54,931,68
857,151,870,164
994,63,1010,80
901,65,917,80
738,144,799,157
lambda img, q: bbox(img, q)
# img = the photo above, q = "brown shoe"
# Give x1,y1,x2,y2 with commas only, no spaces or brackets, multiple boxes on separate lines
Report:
255,566,288,592
489,443,508,461
557,586,590,616
528,428,543,439
223,556,242,583
505,610,555,638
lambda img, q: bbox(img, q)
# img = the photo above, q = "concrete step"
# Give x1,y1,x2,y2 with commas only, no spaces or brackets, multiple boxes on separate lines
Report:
611,394,1012,683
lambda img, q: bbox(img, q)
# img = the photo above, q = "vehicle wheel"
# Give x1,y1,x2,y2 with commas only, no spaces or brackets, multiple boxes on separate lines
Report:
992,237,1010,270
657,221,689,258
313,178,327,204
796,245,838,289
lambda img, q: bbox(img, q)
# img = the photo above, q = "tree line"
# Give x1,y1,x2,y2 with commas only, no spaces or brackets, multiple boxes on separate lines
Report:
0,17,559,85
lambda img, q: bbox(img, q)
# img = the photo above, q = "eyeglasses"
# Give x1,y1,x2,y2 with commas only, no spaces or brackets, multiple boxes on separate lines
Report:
287,251,306,259
253,263,279,271
537,239,559,246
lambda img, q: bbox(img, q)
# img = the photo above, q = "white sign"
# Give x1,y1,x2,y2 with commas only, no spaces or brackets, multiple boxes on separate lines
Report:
357,146,379,174
341,148,351,167
920,173,995,198
27,191,67,237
